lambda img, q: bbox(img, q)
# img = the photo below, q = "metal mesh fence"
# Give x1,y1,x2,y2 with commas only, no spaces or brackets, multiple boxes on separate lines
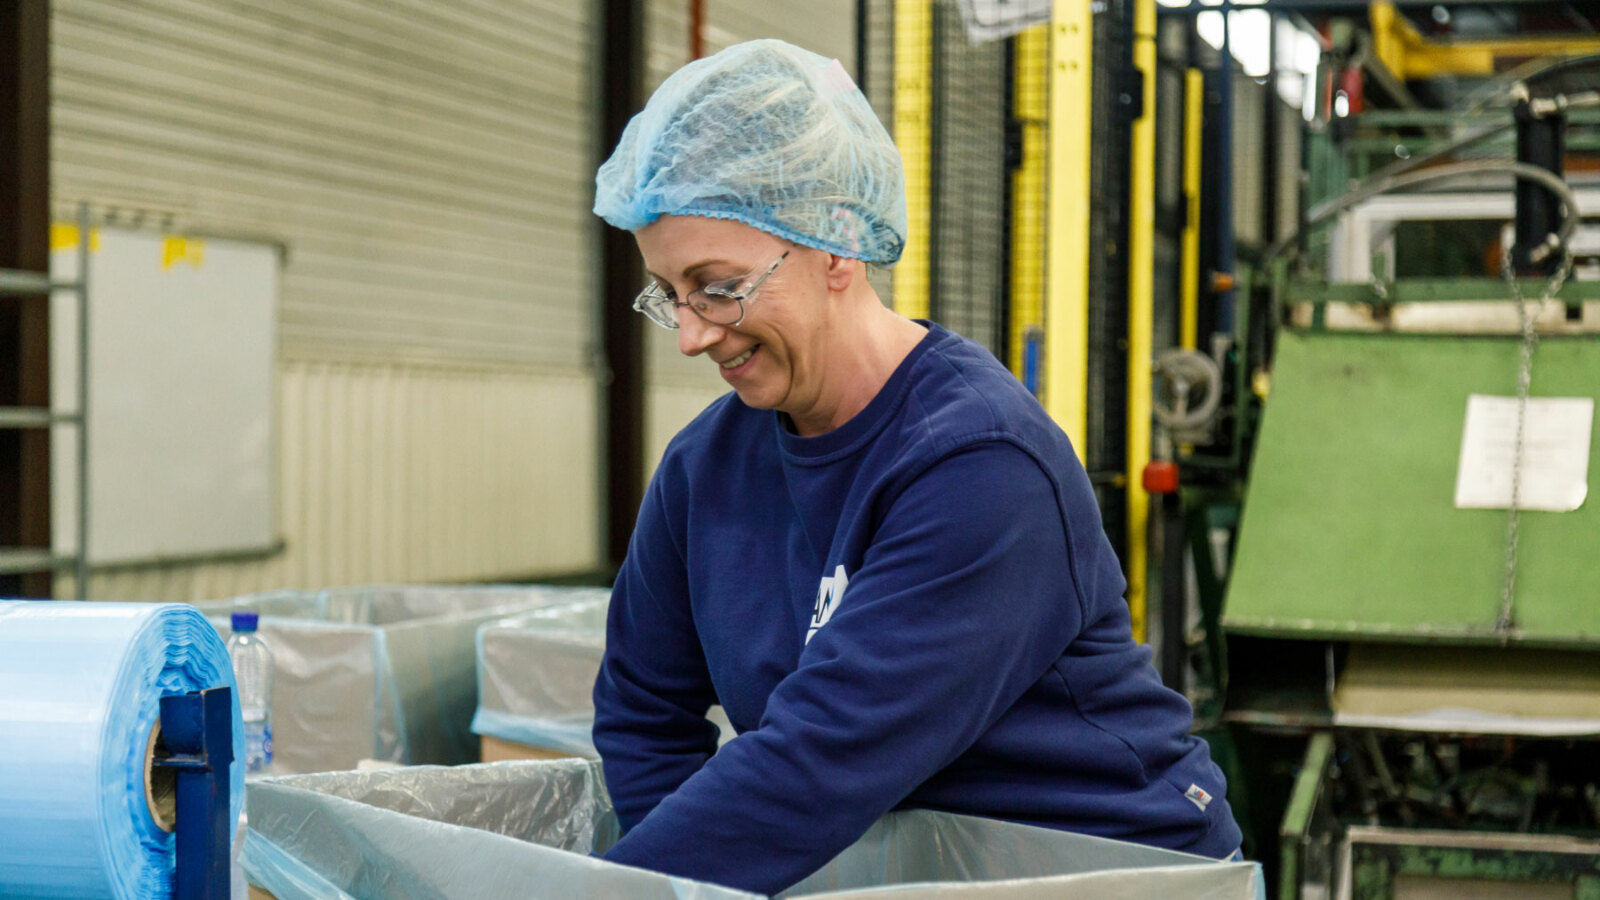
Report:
927,0,1009,356
862,0,1014,359
864,0,1133,551
1087,1,1130,554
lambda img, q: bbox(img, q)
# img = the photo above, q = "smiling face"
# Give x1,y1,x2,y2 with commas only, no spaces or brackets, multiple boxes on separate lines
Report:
636,215,841,423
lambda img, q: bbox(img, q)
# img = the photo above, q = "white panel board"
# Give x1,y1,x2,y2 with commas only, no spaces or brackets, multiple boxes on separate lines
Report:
52,226,277,565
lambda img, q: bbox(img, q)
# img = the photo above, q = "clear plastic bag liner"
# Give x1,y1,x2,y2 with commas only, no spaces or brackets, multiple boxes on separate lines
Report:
471,594,610,755
0,601,246,899
470,594,736,755
245,759,1262,899
470,707,601,757
795,864,1260,899
781,814,1263,899
197,585,595,773
245,760,756,900
239,833,356,900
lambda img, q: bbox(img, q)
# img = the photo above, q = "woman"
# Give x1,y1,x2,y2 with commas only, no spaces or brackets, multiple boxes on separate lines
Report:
591,38,1240,895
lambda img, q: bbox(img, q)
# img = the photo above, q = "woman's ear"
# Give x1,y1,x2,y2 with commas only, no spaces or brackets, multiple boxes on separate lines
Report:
823,253,856,293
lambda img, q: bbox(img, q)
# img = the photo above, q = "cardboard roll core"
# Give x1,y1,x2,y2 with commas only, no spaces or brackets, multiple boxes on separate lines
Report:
144,721,177,833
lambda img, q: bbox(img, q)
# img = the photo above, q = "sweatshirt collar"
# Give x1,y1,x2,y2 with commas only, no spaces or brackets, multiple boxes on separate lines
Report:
775,321,950,463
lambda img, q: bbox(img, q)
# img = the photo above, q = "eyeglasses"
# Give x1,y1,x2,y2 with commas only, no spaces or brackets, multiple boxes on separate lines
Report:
633,250,790,330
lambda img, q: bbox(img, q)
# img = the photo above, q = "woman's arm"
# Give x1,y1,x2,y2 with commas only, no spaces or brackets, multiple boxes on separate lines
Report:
592,471,722,831
601,441,1087,894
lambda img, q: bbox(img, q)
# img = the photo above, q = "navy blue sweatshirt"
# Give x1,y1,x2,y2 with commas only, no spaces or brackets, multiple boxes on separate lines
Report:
594,323,1239,894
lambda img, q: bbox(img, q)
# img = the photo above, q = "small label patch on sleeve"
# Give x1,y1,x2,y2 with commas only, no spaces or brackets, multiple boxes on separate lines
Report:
1185,784,1213,812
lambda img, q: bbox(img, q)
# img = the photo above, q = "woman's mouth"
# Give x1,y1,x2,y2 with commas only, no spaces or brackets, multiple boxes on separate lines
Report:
720,345,759,374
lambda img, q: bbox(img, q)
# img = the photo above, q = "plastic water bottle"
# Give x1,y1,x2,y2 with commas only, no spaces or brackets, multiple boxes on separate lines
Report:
226,611,274,774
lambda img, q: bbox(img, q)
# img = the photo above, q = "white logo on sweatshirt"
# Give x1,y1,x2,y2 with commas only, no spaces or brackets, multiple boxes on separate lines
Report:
806,565,851,644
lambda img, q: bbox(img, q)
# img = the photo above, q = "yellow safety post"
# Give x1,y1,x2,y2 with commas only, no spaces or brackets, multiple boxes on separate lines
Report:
1008,26,1050,379
1044,0,1093,450
1124,0,1156,644
1180,68,1203,352
893,0,933,320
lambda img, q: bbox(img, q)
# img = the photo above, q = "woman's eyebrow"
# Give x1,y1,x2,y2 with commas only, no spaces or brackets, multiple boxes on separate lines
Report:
647,259,736,284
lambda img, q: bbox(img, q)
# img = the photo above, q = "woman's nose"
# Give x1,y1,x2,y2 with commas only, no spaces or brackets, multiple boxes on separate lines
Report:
676,308,724,357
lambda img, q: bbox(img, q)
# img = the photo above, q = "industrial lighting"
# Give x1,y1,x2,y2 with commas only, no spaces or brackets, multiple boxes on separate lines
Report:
1196,9,1274,79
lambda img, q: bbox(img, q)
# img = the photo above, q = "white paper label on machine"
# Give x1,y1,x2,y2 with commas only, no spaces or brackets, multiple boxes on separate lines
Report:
1454,394,1594,512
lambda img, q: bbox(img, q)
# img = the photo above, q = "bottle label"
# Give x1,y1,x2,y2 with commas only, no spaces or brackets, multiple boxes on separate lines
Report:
245,720,273,772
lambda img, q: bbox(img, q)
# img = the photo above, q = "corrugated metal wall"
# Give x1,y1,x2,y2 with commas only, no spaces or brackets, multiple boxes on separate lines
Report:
78,361,599,601
50,0,858,599
51,0,601,598
53,0,594,367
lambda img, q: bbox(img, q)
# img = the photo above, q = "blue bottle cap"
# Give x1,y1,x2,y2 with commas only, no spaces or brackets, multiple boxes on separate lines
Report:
231,611,260,632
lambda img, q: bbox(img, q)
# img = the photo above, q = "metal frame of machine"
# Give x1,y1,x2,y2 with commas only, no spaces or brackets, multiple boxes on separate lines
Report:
154,686,237,900
1146,19,1600,896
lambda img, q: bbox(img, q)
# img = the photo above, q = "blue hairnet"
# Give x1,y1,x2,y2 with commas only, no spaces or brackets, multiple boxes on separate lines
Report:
594,39,907,266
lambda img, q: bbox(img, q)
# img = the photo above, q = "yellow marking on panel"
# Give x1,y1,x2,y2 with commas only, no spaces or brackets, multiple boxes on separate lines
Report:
162,236,205,270
1044,0,1092,450
892,0,933,320
1124,0,1156,644
50,224,101,253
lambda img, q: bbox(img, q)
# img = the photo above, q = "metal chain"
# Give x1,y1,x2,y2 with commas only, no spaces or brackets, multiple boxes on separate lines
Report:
1495,247,1573,638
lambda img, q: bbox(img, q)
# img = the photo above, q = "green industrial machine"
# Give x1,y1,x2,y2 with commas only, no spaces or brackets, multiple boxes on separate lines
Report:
1162,71,1600,899
1223,289,1600,899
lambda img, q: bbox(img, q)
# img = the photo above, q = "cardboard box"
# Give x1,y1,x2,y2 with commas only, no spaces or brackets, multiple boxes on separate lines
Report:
480,734,577,762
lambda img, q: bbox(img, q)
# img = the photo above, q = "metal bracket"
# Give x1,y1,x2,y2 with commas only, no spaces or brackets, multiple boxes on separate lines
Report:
154,687,235,900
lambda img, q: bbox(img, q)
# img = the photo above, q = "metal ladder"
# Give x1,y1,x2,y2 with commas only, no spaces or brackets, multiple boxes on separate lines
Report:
0,206,90,597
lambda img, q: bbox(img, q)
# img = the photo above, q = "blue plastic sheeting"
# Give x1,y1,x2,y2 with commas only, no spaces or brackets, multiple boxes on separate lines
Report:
0,601,245,899
244,759,1263,900
197,585,591,774
470,706,600,757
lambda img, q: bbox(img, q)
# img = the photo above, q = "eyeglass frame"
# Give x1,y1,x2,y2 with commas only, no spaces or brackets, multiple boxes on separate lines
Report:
633,250,791,330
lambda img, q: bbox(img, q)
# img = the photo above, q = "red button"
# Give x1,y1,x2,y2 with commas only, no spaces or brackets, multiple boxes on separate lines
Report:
1142,460,1180,495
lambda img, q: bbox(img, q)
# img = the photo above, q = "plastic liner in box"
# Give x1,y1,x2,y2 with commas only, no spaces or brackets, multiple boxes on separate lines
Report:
242,759,1263,900
470,592,612,756
198,585,599,774
470,594,735,756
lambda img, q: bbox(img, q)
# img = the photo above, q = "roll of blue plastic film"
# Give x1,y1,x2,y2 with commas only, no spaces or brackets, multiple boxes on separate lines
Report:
0,601,246,898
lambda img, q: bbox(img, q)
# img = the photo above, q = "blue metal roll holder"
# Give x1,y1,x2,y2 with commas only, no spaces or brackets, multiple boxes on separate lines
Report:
153,687,234,900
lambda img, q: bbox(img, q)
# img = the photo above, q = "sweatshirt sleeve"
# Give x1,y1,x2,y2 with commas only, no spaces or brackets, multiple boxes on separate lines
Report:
601,441,1088,894
592,468,723,831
